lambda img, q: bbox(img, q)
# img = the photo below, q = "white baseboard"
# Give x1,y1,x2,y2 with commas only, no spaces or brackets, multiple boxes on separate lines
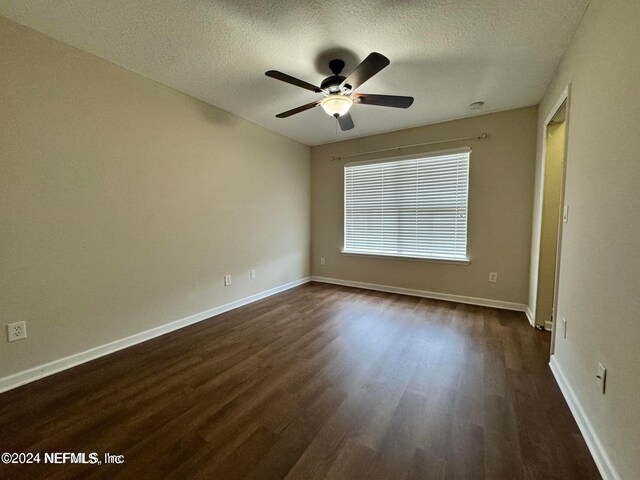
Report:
549,356,621,480
310,276,527,312
525,305,536,327
0,277,310,394
544,320,553,331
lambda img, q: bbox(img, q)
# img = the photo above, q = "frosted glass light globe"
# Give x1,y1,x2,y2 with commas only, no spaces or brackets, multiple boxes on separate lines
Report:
320,95,353,117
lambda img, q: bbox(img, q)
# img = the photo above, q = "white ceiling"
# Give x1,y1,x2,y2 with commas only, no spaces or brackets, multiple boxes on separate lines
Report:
0,0,588,146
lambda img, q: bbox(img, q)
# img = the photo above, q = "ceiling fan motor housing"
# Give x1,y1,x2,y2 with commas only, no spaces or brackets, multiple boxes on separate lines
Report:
321,75,346,93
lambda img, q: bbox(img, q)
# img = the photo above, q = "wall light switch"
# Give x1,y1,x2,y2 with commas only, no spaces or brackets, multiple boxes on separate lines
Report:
596,363,606,394
224,275,232,286
561,317,567,339
563,205,569,223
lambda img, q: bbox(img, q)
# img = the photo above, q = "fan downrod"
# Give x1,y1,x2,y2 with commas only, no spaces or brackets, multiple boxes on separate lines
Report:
328,59,345,76
321,60,347,93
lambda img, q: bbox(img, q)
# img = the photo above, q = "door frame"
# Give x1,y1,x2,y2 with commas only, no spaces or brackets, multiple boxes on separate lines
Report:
536,84,571,356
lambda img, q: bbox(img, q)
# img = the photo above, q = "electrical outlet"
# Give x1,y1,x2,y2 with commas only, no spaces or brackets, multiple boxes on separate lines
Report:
224,275,232,286
489,272,498,283
596,363,606,394
250,269,256,279
320,257,326,266
7,321,27,342
561,316,567,339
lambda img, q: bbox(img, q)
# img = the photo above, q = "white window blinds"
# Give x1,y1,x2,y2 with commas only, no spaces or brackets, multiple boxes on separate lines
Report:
344,149,470,261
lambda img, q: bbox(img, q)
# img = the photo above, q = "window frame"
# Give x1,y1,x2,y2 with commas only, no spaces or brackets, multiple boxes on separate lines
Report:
342,147,471,265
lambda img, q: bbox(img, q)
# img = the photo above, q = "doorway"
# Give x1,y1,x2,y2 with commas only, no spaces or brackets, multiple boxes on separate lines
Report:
535,99,568,351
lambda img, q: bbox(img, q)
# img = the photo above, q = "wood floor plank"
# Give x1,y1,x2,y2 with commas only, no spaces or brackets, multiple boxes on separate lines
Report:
0,282,601,479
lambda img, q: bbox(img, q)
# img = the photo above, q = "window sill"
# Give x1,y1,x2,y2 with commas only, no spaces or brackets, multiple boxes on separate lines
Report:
340,250,470,265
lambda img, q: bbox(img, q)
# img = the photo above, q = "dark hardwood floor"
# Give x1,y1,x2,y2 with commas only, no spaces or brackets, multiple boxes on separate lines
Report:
0,282,600,479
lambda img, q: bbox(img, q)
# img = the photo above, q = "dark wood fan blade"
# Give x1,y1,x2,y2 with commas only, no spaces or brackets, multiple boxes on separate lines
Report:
266,70,322,93
340,52,390,92
337,112,355,131
275,100,320,118
353,93,414,108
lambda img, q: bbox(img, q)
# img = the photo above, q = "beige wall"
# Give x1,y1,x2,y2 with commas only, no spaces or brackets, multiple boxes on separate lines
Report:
0,17,310,379
531,0,640,478
311,107,537,305
535,121,565,327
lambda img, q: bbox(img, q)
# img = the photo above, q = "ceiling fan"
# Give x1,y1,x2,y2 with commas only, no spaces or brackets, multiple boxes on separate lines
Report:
265,52,414,131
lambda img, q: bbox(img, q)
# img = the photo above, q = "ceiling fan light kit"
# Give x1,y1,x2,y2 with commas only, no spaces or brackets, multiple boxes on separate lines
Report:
320,95,353,117
265,52,414,131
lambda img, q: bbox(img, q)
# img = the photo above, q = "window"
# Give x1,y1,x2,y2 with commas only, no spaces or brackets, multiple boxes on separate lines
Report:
343,148,470,262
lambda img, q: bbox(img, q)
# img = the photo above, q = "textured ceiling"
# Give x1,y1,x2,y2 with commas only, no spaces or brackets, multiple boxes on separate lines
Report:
0,0,589,146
